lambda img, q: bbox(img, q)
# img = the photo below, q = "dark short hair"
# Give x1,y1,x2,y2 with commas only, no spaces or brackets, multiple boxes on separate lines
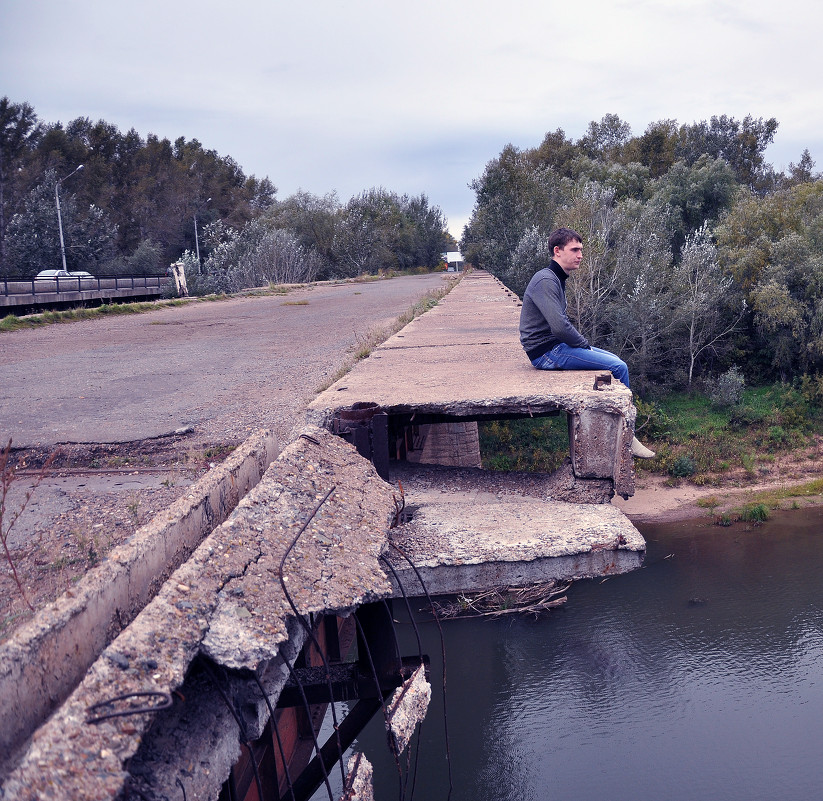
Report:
548,227,582,254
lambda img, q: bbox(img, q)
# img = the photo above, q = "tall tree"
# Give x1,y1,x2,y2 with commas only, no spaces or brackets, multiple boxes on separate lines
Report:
608,204,677,392
462,144,559,272
558,180,627,343
673,224,745,384
578,114,633,162
4,169,117,275
623,119,679,178
649,154,737,253
0,98,43,274
676,115,778,190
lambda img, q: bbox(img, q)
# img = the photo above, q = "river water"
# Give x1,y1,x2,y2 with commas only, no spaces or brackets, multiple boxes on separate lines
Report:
354,506,823,801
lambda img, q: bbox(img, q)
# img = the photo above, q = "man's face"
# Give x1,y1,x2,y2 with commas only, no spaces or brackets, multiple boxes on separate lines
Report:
554,240,583,274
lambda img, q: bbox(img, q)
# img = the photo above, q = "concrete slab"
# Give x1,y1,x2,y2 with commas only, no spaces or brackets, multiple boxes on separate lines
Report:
2,428,397,800
0,429,278,775
308,271,636,497
384,463,645,596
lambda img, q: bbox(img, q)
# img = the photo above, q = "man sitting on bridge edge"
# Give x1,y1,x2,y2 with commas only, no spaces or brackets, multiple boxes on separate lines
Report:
519,226,656,459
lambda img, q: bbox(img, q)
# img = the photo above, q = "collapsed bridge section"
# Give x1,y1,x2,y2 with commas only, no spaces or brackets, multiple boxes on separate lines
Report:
2,269,647,800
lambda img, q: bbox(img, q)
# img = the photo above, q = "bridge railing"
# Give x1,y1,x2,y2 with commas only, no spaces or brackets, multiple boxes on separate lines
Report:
0,274,170,297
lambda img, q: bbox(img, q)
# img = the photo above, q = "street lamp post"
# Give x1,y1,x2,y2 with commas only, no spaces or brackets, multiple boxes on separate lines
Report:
193,198,211,275
55,164,84,271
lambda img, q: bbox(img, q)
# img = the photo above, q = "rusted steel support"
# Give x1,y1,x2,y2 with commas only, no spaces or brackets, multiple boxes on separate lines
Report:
332,404,390,481
286,697,384,801
277,656,430,707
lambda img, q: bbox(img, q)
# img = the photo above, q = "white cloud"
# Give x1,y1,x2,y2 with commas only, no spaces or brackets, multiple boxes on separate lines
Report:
3,0,823,241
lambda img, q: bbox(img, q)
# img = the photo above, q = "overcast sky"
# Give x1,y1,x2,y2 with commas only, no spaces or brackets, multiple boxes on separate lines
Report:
3,0,822,240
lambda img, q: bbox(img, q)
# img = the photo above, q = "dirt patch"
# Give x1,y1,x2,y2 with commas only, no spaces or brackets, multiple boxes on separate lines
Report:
0,434,227,641
614,438,823,523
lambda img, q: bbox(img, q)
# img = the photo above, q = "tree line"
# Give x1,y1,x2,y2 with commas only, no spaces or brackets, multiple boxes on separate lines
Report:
461,113,823,394
0,97,453,284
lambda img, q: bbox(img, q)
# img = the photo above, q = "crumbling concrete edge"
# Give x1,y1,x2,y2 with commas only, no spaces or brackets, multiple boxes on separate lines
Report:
384,549,645,599
0,428,279,767
2,427,397,800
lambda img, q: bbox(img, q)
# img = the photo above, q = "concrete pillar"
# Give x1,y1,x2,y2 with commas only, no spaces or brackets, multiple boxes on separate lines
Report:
568,409,634,498
404,422,482,468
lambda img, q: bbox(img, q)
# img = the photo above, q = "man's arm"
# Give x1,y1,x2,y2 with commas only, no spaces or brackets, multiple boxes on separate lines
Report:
531,274,589,349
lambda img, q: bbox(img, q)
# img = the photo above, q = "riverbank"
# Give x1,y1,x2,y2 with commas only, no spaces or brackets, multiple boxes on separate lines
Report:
614,446,823,524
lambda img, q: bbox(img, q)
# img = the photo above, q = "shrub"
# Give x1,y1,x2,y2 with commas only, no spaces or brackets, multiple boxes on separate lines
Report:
707,366,745,407
633,397,672,439
739,503,769,523
669,454,696,477
729,405,766,429
768,425,788,445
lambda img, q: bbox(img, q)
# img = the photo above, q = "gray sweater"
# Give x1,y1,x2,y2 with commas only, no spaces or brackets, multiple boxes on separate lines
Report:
519,261,589,360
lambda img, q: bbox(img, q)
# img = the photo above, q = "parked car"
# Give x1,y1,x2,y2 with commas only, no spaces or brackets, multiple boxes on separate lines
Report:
34,270,95,280
35,269,70,280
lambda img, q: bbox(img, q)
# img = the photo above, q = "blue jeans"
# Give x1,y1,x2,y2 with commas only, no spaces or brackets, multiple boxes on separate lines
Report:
531,344,631,389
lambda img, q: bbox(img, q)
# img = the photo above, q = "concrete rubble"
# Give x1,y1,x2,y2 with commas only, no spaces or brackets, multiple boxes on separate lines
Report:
385,462,645,596
385,663,431,756
1,427,398,800
341,753,374,801
0,428,278,771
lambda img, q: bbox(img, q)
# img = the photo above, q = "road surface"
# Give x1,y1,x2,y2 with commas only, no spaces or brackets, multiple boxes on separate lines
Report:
0,274,452,449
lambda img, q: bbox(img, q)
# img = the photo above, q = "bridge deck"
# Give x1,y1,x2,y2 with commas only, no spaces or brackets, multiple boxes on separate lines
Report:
3,271,646,799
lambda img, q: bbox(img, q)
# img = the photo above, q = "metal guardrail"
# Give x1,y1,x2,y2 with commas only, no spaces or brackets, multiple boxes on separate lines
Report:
1,274,170,297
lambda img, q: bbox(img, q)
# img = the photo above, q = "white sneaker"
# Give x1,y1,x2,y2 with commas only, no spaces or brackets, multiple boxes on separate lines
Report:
631,436,656,459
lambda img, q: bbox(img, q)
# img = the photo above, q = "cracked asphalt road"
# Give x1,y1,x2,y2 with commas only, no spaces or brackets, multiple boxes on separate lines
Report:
1,273,452,450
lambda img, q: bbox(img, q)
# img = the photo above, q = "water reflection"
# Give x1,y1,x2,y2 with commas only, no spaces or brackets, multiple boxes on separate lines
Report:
355,507,823,801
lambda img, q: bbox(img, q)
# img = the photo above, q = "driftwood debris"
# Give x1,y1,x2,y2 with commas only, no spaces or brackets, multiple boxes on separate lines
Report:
431,580,570,619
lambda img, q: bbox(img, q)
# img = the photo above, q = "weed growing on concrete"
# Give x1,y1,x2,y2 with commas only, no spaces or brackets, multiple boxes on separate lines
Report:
126,494,141,526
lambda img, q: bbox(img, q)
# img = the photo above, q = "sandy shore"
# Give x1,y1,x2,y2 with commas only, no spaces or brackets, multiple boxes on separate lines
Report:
612,469,823,524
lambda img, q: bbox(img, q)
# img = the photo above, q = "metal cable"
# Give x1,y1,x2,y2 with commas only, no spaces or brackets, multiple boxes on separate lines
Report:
379,554,424,661
389,542,453,800
276,485,348,790
85,691,172,724
351,610,405,796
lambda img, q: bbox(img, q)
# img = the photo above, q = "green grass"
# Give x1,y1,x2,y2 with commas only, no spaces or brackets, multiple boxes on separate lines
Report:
632,383,823,481
479,415,569,473
0,299,196,331
480,381,823,484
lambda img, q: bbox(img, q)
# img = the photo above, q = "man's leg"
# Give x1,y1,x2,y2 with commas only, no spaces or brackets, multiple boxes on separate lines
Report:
547,344,631,389
533,344,655,458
